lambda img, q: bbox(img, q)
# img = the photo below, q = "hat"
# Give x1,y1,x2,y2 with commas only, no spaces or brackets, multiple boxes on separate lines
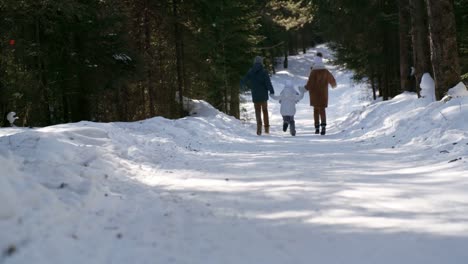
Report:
314,56,323,64
253,56,263,65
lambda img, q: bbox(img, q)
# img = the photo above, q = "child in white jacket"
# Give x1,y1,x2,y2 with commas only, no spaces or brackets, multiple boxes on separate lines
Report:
270,81,306,136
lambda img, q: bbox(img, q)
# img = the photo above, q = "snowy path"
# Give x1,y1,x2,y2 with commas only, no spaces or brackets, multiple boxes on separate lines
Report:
129,125,468,264
1,46,468,264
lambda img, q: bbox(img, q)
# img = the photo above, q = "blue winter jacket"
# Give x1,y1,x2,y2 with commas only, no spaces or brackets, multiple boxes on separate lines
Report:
240,63,275,103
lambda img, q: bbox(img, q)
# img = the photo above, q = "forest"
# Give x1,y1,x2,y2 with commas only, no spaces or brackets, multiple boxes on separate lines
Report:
1,0,467,127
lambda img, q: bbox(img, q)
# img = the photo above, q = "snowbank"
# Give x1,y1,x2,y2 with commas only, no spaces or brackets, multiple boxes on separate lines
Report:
339,83,468,161
447,82,468,98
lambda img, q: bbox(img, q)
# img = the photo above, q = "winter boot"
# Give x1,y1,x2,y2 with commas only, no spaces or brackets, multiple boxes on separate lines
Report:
290,121,296,136
283,122,289,132
320,123,326,135
315,125,320,134
264,125,270,134
257,124,262,136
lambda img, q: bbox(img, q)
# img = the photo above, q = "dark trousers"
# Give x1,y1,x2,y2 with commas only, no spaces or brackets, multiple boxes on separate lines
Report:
313,107,326,127
283,115,296,135
254,102,269,128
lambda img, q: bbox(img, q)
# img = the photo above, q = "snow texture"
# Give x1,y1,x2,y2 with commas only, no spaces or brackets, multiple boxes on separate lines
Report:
420,73,436,101
1,45,467,264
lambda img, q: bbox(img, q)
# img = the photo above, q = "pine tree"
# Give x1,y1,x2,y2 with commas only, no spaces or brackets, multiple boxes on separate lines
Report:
183,0,261,118
315,0,400,100
0,0,136,125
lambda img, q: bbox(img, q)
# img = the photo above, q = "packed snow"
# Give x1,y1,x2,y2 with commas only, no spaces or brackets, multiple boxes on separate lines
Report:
420,73,436,101
1,46,468,264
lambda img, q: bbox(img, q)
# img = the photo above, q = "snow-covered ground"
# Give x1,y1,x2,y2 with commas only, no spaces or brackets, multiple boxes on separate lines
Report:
1,46,468,264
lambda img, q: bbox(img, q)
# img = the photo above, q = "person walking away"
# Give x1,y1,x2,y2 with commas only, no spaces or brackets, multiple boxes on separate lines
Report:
305,52,337,135
270,81,305,136
241,56,275,135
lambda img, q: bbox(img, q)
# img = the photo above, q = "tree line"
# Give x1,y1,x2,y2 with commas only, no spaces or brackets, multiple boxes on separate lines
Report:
1,0,466,127
314,0,467,101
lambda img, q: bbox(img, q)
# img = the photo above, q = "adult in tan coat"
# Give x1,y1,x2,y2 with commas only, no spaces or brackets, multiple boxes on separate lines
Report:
305,53,337,135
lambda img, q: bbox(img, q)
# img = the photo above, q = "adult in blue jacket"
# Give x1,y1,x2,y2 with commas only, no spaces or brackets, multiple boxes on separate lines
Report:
241,56,275,135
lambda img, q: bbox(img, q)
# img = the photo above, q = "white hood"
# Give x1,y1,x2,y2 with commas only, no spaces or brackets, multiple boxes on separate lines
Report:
312,56,325,70
270,83,305,116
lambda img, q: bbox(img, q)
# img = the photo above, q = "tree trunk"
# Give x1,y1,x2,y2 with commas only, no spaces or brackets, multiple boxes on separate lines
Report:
288,31,297,55
35,18,52,125
122,85,130,121
61,78,70,123
157,45,165,115
222,43,229,114
173,0,184,117
180,27,188,114
409,0,432,97
229,84,240,118
76,72,91,122
144,0,155,116
283,41,288,69
70,28,91,123
425,0,461,100
371,74,377,100
391,29,402,97
0,68,6,127
382,21,393,100
378,74,383,99
398,0,412,92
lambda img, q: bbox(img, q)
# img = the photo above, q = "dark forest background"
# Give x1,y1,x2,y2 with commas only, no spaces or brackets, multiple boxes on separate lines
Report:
1,0,466,127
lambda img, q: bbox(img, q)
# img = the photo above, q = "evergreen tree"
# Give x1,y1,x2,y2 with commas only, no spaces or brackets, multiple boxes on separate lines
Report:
315,0,400,100
0,0,136,125
261,0,316,68
3,0,464,127
182,0,262,118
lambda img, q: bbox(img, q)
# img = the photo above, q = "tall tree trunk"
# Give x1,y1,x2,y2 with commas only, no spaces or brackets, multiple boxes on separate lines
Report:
122,85,130,120
398,0,412,92
425,0,461,100
35,18,52,125
222,43,229,114
144,0,155,116
288,31,296,55
173,0,184,117
76,72,91,122
230,83,240,118
283,41,288,69
378,74,383,99
115,86,122,121
391,29,402,97
61,78,69,123
157,45,165,114
180,28,188,114
301,28,307,54
0,61,6,127
409,0,432,97
382,22,392,100
371,74,377,100
71,31,91,122
138,82,147,118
